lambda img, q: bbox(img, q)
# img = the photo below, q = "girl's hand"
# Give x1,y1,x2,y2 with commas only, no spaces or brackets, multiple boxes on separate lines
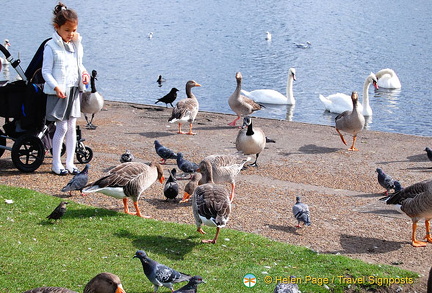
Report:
82,71,90,85
55,87,66,99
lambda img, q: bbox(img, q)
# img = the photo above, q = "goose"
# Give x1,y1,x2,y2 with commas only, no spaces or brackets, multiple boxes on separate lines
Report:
0,39,11,65
180,172,202,203
23,272,126,293
241,68,296,105
198,154,250,202
385,179,432,247
334,91,365,151
82,162,164,218
375,68,401,89
192,159,231,244
235,116,266,166
168,80,201,135
319,72,378,116
81,70,104,129
228,72,264,126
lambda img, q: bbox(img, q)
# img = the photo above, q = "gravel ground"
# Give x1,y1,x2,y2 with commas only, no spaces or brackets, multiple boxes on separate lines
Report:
1,101,432,292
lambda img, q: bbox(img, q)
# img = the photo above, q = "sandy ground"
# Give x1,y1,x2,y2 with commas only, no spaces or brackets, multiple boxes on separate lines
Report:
1,100,432,292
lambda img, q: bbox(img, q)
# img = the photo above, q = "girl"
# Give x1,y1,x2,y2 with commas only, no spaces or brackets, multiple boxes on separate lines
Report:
42,2,89,175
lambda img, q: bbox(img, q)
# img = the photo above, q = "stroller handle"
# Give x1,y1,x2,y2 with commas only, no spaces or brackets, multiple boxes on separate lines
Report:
0,44,28,82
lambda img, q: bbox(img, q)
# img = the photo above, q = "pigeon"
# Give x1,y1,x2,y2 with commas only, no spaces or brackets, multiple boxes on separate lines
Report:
154,140,178,164
164,168,179,201
292,196,311,227
376,168,396,196
172,276,205,293
61,164,90,196
274,281,301,293
425,147,432,162
176,152,199,177
133,250,191,292
155,87,179,108
47,201,69,222
120,149,134,163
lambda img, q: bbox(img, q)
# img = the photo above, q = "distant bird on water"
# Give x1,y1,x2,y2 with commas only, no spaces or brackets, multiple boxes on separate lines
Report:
154,140,178,164
265,31,272,41
164,168,179,201
156,74,165,86
120,149,134,163
292,196,311,227
376,168,397,196
294,41,312,49
173,275,206,293
134,250,191,292
47,201,69,222
155,87,179,108
61,164,90,196
81,70,104,130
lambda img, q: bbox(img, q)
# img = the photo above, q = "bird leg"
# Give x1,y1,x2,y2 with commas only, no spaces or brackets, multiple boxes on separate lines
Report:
177,123,185,134
197,227,206,234
201,227,220,244
180,192,192,203
249,154,260,167
348,135,359,151
228,116,240,127
186,123,196,135
159,158,167,164
336,129,348,146
411,221,427,247
229,183,235,202
424,220,432,243
133,201,151,218
122,198,150,218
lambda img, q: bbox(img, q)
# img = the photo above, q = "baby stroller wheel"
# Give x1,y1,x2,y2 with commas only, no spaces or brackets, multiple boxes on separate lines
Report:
49,143,66,157
0,129,6,158
11,134,45,172
76,145,93,164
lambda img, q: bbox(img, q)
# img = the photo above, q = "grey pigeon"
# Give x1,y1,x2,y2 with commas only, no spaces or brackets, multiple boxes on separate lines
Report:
425,147,432,162
154,140,178,164
61,164,90,196
47,201,68,222
274,281,301,293
176,152,198,177
292,196,311,227
133,250,191,292
173,276,205,293
164,168,179,201
376,168,396,196
120,149,134,163
155,87,179,108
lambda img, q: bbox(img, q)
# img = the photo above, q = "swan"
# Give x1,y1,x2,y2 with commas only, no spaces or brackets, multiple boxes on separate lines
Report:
241,67,296,105
375,68,401,89
295,41,311,49
319,72,378,116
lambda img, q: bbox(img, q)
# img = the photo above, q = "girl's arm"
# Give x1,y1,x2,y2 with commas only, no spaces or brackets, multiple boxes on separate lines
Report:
42,46,66,99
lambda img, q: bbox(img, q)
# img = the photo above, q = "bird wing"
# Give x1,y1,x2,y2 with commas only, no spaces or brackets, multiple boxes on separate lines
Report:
194,184,231,226
155,264,190,284
292,203,310,223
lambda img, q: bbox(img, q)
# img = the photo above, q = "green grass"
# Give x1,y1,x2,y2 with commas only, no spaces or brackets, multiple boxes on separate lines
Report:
0,185,418,293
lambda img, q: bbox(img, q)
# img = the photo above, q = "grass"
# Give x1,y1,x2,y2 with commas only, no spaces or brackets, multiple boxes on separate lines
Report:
0,185,419,293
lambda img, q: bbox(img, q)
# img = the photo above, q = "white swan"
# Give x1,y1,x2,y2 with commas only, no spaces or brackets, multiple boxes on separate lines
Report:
319,72,378,116
241,67,296,105
375,68,401,89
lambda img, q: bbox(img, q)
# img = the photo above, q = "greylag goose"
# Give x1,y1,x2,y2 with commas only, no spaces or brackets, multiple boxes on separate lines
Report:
241,68,296,105
192,159,231,244
154,140,177,164
319,72,378,116
173,276,205,293
61,164,90,196
168,80,201,135
228,72,264,126
134,250,191,292
334,91,365,151
180,173,202,203
164,168,179,201
376,168,397,196
375,68,401,89
155,87,178,108
292,196,311,227
23,272,126,293
198,154,250,202
385,179,432,247
235,116,266,166
82,162,164,218
81,70,104,130
46,201,68,222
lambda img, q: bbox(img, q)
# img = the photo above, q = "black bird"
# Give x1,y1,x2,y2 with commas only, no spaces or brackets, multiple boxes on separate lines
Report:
173,276,205,293
425,147,432,162
134,250,191,292
164,168,179,201
376,168,396,196
176,152,199,177
120,149,134,163
61,164,90,196
157,75,166,86
47,201,69,222
155,88,179,108
154,140,178,164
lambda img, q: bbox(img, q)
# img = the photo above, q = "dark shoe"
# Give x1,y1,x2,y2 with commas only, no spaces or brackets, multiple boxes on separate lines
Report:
68,167,79,175
52,168,68,176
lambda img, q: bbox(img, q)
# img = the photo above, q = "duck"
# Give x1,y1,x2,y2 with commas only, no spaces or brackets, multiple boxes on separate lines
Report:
319,72,378,116
180,173,202,203
334,91,365,151
23,272,126,293
198,154,250,202
168,80,201,135
164,168,179,201
292,196,311,228
228,72,264,126
375,68,401,89
82,162,164,218
192,159,231,244
385,179,432,247
0,39,11,65
155,87,178,108
235,116,266,166
81,70,104,130
241,68,296,105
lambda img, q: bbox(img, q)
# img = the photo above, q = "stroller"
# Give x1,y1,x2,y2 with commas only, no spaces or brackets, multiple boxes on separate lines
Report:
0,39,93,172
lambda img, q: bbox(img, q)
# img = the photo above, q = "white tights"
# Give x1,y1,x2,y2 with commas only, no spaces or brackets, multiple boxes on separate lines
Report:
52,118,77,171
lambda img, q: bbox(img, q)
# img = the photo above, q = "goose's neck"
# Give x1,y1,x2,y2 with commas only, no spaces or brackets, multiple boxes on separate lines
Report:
186,85,196,100
286,74,295,104
246,121,255,136
234,79,242,100
204,160,214,184
90,76,96,93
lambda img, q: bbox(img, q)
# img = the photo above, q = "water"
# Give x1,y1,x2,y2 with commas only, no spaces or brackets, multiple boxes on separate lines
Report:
2,0,431,136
